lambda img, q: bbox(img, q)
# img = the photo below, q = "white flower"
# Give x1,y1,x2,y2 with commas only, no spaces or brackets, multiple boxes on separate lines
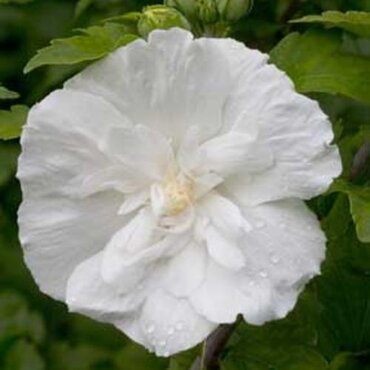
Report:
17,28,341,357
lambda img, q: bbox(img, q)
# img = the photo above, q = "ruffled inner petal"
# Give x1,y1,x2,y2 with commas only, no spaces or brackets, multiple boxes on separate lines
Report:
190,261,249,323
198,191,252,240
101,124,175,181
199,131,274,178
101,209,158,288
101,208,192,290
66,252,144,318
204,225,245,271
162,241,207,297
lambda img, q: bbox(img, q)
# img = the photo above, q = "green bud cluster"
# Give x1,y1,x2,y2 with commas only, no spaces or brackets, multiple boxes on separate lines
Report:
165,0,253,23
165,0,198,19
138,5,191,38
217,0,254,22
197,0,219,23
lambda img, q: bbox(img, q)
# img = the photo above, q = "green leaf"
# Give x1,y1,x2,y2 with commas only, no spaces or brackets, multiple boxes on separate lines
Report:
0,105,28,140
0,142,20,186
270,29,370,104
115,343,168,370
317,195,370,356
221,293,328,370
221,347,328,370
24,23,139,73
167,346,200,370
3,340,44,370
330,180,370,243
328,352,365,370
49,342,115,370
0,291,45,345
291,11,370,38
0,86,19,100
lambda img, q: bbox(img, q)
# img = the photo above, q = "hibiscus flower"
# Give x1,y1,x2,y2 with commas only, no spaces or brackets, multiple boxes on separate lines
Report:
17,28,341,356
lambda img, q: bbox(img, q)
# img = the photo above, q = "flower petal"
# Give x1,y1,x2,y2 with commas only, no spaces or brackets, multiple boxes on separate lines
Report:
193,172,224,199
137,289,216,356
118,190,149,215
67,253,153,351
200,131,273,177
66,252,143,318
166,34,340,204
66,165,147,197
18,193,125,301
237,198,326,324
177,125,201,173
17,88,145,300
101,209,191,290
191,198,326,326
204,225,245,271
101,209,157,288
101,125,175,181
198,192,251,240
240,198,325,286
190,261,249,323
17,89,134,198
208,37,341,204
163,241,206,297
65,28,232,142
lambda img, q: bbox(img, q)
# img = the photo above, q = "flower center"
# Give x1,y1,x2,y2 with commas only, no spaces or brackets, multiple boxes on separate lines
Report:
163,176,193,216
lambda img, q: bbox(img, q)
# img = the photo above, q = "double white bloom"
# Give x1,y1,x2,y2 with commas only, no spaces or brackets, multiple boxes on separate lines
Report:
18,28,341,356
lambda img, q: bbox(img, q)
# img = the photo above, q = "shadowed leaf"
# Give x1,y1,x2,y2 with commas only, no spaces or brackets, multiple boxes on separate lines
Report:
270,30,370,105
24,24,139,73
291,11,370,38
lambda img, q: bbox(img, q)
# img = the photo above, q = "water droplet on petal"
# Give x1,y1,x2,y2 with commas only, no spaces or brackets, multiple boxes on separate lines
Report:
167,327,175,335
259,270,268,278
270,254,280,264
158,340,167,347
302,157,309,164
146,324,155,334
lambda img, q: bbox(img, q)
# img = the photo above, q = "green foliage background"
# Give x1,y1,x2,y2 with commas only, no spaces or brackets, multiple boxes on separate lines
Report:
0,0,370,369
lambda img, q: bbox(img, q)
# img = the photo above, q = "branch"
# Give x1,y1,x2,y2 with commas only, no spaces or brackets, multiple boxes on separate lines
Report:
350,141,370,183
189,324,236,370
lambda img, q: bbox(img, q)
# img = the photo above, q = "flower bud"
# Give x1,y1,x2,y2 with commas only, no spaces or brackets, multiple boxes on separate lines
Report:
138,5,191,38
217,0,254,22
196,0,218,24
164,0,198,19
